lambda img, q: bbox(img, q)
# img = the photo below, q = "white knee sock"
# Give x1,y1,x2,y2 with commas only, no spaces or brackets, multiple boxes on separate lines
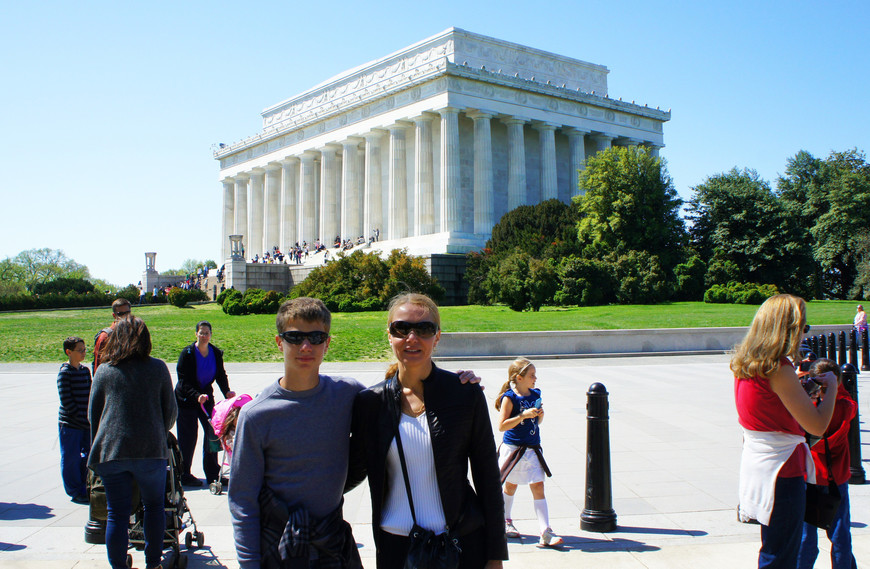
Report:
533,498,550,532
503,492,515,520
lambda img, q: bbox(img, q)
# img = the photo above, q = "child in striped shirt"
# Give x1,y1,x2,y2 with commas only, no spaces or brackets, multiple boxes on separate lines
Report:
57,336,92,504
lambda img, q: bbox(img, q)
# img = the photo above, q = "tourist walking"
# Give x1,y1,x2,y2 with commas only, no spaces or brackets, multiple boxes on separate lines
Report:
88,316,177,569
350,293,507,569
496,357,561,547
734,294,838,568
175,320,234,488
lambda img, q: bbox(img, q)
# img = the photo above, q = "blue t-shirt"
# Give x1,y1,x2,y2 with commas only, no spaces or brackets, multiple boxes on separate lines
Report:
501,388,541,446
195,345,217,390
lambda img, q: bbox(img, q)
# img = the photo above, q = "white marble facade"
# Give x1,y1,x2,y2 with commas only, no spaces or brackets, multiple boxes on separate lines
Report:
215,28,669,261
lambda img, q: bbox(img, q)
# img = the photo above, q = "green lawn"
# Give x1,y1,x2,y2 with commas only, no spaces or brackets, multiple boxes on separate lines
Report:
0,300,857,363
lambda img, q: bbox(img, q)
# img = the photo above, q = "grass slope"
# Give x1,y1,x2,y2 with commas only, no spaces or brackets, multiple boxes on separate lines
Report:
0,301,856,363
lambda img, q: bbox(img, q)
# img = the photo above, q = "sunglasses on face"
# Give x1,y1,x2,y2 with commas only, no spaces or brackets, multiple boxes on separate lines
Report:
115,310,131,317
279,330,329,345
389,320,439,338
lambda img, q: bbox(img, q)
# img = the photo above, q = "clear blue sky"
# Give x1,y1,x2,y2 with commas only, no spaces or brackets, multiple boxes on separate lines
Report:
2,1,867,286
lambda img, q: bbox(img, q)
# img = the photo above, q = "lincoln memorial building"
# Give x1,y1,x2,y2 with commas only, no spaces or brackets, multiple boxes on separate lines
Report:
214,28,669,295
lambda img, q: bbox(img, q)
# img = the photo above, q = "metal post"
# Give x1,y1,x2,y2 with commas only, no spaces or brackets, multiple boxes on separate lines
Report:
849,329,859,369
811,335,819,356
840,363,866,484
863,329,870,372
828,332,837,361
820,335,828,360
838,330,848,366
581,383,617,532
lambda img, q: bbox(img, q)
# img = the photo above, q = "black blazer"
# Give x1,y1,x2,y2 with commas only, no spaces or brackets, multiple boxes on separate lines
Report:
174,343,231,408
348,365,507,561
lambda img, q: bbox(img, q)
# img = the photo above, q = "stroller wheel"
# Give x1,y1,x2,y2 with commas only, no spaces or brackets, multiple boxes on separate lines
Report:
209,481,222,495
126,553,133,568
185,531,194,550
195,531,205,548
175,552,189,569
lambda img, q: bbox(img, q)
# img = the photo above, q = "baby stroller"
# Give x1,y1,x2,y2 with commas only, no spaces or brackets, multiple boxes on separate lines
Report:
206,393,252,495
84,432,203,569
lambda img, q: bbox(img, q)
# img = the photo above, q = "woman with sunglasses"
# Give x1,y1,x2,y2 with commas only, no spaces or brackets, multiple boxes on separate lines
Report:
350,293,507,569
734,294,838,568
88,316,177,569
175,320,235,488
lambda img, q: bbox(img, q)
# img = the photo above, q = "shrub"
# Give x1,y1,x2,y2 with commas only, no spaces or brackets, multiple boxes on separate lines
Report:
704,282,780,304
31,277,96,295
167,287,208,308
554,256,614,306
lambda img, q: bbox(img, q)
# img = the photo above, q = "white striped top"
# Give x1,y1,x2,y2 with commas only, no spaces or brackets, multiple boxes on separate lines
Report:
380,413,447,535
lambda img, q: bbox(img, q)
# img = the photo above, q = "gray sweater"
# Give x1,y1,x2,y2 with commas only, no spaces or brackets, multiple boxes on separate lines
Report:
88,356,178,468
228,375,364,569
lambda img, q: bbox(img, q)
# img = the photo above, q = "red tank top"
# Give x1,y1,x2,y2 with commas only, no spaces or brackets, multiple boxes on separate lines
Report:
734,358,806,477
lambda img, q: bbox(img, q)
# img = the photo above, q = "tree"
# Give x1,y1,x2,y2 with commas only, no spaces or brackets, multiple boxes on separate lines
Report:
0,258,26,295
488,199,580,259
577,146,686,273
777,149,870,298
11,248,90,291
686,168,810,295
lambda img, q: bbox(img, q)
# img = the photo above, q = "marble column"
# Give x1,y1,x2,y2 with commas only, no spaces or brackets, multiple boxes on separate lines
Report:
320,145,340,246
413,114,435,236
280,158,298,248
592,134,614,154
439,107,461,233
388,123,409,240
644,142,663,158
249,168,265,257
363,130,385,241
264,164,281,254
503,117,527,210
233,174,249,257
221,179,234,261
565,127,590,198
536,122,558,201
467,111,494,234
341,138,363,241
300,152,318,245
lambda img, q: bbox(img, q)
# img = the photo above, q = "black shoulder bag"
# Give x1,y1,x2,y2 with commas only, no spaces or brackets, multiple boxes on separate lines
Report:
804,436,842,529
393,410,462,569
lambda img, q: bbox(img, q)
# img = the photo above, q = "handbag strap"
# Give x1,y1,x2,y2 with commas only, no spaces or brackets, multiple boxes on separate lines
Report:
393,391,419,527
821,435,837,489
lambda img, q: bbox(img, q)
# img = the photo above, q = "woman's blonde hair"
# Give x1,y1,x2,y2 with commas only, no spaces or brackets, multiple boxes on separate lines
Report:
495,357,534,410
730,294,806,379
385,293,441,379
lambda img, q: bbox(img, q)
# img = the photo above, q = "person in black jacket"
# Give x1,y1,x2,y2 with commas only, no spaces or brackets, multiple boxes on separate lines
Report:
175,320,234,487
349,293,507,569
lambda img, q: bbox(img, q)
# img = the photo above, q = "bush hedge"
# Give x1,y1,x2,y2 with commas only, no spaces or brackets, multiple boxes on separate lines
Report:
704,282,780,304
167,287,209,308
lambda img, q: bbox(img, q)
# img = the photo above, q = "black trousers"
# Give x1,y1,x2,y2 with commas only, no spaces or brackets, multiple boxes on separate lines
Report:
176,401,220,482
376,526,486,569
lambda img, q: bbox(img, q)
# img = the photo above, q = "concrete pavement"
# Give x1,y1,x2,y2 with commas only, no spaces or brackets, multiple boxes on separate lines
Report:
1,355,868,568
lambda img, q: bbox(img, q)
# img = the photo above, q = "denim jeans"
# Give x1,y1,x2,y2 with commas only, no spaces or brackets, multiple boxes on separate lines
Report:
798,482,857,569
759,476,805,569
95,459,167,569
59,424,90,498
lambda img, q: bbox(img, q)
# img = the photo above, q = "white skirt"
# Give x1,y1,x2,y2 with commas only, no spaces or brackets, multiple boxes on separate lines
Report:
499,443,546,485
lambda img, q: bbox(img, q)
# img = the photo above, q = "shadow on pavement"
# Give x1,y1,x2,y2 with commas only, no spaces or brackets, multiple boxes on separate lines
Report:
0,502,53,520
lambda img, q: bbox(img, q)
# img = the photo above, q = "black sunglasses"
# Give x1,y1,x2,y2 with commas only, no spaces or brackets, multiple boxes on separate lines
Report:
279,330,329,345
389,320,439,338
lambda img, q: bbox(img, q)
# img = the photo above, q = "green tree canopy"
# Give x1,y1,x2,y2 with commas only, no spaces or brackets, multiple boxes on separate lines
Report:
6,248,90,292
576,146,686,272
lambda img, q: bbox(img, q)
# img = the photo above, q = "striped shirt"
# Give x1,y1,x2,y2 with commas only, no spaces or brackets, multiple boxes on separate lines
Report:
57,362,92,430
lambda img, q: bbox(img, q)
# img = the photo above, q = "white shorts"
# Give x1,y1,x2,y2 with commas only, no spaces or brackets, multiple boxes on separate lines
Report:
499,443,546,485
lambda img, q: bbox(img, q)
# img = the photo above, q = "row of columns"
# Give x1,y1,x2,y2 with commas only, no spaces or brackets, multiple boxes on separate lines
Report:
221,107,660,260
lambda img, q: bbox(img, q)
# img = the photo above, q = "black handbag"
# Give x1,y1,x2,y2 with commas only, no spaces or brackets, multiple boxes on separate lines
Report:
393,405,461,569
805,436,842,530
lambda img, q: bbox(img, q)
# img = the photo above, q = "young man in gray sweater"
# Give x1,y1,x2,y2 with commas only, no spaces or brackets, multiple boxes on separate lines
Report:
228,297,364,569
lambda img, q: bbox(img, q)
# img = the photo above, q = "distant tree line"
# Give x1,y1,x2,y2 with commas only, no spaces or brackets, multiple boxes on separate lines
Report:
468,146,870,310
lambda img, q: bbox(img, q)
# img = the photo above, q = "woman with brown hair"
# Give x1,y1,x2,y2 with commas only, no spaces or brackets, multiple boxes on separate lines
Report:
350,293,507,569
733,294,838,568
88,316,177,569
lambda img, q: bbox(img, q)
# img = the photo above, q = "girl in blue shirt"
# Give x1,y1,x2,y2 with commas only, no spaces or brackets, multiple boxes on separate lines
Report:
495,357,562,547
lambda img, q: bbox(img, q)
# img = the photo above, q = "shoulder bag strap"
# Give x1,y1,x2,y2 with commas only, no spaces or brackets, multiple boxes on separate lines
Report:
393,409,418,526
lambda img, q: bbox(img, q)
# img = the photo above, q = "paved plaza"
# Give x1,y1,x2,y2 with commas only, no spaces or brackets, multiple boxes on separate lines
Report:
2,355,869,568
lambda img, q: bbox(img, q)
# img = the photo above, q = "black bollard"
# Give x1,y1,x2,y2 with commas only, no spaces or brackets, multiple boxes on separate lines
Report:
820,335,828,360
828,332,837,361
840,364,866,484
849,329,859,369
838,330,847,366
581,383,617,532
863,329,870,372
811,335,820,356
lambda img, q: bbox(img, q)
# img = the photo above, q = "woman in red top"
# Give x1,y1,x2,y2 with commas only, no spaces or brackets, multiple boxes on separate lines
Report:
732,294,838,569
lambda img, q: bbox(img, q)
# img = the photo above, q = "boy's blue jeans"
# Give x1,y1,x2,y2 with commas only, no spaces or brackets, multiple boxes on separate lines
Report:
59,424,90,498
798,482,857,569
95,459,167,569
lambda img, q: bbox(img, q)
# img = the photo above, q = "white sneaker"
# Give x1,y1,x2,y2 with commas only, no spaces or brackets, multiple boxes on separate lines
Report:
538,527,564,547
505,519,520,538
